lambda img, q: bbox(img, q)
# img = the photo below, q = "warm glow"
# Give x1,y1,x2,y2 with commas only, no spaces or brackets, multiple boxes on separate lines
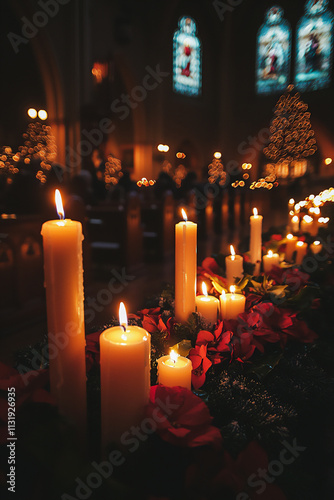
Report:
119,302,128,329
294,203,300,212
27,108,37,119
314,207,320,215
325,157,333,165
303,215,313,223
268,250,273,257
181,208,188,222
292,215,299,223
220,290,226,297
313,240,321,246
170,350,179,363
230,285,236,294
202,282,208,296
296,241,305,247
55,189,64,220
214,151,222,159
38,109,48,120
253,207,258,217
230,245,235,260
176,152,186,159
287,233,293,240
288,198,295,205
157,144,169,153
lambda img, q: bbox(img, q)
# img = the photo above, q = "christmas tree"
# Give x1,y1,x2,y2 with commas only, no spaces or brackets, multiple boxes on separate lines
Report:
263,84,317,174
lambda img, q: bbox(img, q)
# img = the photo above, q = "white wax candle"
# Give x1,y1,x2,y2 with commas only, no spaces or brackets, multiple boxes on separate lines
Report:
175,210,197,323
41,190,87,438
195,282,219,324
285,233,298,262
249,208,263,276
295,241,307,265
301,215,315,235
225,245,243,286
219,286,246,320
157,350,192,390
263,250,280,274
100,303,150,448
310,240,322,254
290,215,300,233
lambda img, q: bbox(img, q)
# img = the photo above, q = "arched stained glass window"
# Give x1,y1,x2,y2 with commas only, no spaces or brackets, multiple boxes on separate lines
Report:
173,16,202,96
256,6,291,94
295,0,334,91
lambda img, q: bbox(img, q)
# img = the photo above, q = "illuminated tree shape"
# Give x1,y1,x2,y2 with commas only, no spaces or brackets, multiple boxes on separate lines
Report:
295,0,334,91
173,16,202,96
263,84,317,178
256,6,291,95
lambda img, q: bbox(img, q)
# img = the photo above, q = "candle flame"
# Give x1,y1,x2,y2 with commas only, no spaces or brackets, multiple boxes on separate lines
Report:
303,215,313,223
268,250,273,257
292,215,299,223
253,207,258,217
119,302,128,329
287,233,293,240
230,245,235,258
181,208,187,222
289,198,295,205
220,290,226,297
202,282,208,296
230,285,236,294
313,240,320,246
296,241,304,247
55,189,64,220
170,349,179,363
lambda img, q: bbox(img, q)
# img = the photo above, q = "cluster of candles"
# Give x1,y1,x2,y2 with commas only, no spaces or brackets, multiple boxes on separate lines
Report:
39,193,271,451
288,192,331,235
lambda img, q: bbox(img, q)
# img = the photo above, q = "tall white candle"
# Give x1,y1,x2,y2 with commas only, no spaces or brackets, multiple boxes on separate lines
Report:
225,245,243,286
290,215,300,233
100,303,150,448
285,233,298,262
175,209,197,323
249,208,263,276
41,190,87,439
295,241,307,265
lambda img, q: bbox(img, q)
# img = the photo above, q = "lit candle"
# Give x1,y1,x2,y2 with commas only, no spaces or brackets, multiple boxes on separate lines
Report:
290,215,300,233
285,233,298,262
195,282,219,324
249,207,263,276
100,303,150,448
301,215,314,235
288,198,295,210
157,350,192,390
225,245,243,286
263,250,280,274
310,240,322,254
318,217,329,228
175,209,197,323
41,190,87,438
219,286,246,320
295,241,307,265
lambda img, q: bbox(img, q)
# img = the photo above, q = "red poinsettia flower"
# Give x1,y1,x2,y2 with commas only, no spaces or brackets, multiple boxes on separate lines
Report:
214,441,286,499
195,323,232,365
270,266,310,291
146,385,222,448
188,345,212,390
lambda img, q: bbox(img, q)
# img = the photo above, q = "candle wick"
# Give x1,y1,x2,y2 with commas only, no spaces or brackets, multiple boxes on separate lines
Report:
121,324,126,332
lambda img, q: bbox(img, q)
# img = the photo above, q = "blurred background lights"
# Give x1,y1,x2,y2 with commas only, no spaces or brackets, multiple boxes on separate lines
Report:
38,110,48,121
213,152,221,159
157,144,169,153
27,108,37,119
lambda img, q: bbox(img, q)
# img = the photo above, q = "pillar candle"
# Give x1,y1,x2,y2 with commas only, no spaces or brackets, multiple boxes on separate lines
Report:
225,245,243,286
249,208,263,276
100,303,150,448
310,240,322,254
263,250,280,274
175,209,197,323
285,233,298,262
301,215,314,234
295,241,307,265
318,217,329,228
41,190,87,438
290,215,300,233
195,282,219,324
157,350,192,390
219,286,246,320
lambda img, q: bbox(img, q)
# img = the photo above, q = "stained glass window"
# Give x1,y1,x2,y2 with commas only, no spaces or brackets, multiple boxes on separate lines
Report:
173,16,202,96
256,6,291,95
295,0,334,91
